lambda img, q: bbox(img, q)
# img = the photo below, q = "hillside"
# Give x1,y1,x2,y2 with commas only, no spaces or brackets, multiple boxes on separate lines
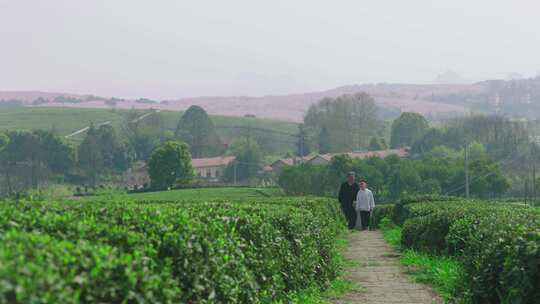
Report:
5,78,540,122
0,107,298,154
0,83,475,122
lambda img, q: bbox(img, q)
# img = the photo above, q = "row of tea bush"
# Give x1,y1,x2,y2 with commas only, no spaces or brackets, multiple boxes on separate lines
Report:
373,196,539,304
0,198,345,303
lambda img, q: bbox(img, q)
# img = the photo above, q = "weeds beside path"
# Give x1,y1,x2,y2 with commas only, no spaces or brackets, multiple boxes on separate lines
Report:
332,231,442,304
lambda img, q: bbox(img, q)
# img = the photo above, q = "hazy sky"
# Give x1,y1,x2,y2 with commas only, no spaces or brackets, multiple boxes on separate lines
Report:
1,0,539,99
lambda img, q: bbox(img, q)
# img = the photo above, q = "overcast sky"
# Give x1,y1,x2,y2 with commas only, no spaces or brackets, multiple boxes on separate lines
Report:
1,0,539,99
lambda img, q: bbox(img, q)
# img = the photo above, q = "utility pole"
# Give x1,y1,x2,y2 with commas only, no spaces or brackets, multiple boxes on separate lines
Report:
465,143,470,199
233,161,237,185
533,164,537,204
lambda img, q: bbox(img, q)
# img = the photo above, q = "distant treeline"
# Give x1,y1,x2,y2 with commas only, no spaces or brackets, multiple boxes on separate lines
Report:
279,151,509,201
280,110,540,200
427,76,540,118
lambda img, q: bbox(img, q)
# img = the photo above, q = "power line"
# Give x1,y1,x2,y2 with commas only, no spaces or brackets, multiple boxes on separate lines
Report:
444,155,521,195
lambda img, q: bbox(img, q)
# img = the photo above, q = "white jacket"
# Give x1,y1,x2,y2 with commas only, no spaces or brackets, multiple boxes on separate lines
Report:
355,189,375,211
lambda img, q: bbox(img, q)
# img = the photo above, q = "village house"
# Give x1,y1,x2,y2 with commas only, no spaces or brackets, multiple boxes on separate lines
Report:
268,148,409,176
192,156,235,182
269,156,311,176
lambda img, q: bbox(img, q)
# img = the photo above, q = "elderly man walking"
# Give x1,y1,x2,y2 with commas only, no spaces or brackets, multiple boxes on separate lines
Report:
338,172,359,230
354,179,375,230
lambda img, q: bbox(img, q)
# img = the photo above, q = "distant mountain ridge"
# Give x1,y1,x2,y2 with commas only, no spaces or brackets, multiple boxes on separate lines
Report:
0,82,499,122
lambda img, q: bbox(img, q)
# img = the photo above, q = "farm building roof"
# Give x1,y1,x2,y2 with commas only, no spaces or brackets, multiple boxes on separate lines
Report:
192,156,235,168
269,148,409,169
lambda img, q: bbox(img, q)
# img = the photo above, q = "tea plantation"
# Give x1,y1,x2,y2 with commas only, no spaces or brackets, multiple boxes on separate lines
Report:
0,197,344,303
373,196,540,304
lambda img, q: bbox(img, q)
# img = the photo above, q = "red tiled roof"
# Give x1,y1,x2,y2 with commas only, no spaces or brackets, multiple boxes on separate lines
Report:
192,156,235,168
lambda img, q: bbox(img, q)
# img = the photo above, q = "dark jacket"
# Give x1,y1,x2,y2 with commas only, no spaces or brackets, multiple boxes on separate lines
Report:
338,182,359,208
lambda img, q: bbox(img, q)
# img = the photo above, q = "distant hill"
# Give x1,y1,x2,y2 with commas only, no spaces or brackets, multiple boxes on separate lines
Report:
0,81,515,122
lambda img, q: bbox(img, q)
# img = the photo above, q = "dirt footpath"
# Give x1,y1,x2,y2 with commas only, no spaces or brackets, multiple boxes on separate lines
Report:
332,231,442,304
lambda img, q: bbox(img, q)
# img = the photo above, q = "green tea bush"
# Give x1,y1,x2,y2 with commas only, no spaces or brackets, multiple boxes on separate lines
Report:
0,230,181,304
394,198,540,304
370,204,394,228
0,197,344,303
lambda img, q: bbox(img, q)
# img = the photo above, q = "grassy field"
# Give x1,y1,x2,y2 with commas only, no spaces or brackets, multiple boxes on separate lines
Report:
0,107,298,154
0,107,126,136
120,187,285,202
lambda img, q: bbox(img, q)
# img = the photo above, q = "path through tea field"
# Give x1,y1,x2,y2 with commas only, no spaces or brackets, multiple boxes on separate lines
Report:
334,231,441,304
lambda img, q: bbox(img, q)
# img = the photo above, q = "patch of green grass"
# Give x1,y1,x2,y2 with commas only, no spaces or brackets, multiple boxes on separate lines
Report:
400,249,463,302
120,187,284,202
378,217,464,303
379,217,402,248
0,107,127,137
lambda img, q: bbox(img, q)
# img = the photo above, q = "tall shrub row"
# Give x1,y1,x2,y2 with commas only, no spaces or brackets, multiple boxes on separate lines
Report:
392,197,539,304
0,198,344,303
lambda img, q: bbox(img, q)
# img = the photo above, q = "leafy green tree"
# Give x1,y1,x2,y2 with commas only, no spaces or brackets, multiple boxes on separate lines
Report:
0,131,74,191
388,162,422,198
112,143,135,172
33,130,74,174
296,123,310,157
329,154,353,178
175,106,224,158
304,93,380,152
368,137,387,151
148,141,194,190
318,126,331,154
123,110,167,161
0,134,8,151
94,124,133,172
420,178,442,194
78,125,103,186
390,112,429,148
96,125,117,169
411,128,445,154
224,139,262,182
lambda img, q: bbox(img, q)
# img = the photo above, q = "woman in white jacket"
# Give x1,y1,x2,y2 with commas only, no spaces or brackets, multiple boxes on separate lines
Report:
354,179,375,230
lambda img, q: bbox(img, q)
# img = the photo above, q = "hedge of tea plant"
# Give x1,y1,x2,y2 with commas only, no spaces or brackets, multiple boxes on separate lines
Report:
0,198,345,303
394,197,539,304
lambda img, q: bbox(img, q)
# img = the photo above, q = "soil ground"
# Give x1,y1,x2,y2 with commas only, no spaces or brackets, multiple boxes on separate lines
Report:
332,231,442,304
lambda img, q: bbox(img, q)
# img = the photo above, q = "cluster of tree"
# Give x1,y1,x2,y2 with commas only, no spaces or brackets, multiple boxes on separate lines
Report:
0,99,24,108
77,124,135,185
427,76,540,118
222,138,263,183
278,148,509,201
0,130,74,195
407,114,540,199
302,93,384,154
175,106,224,158
411,115,530,160
147,141,193,190
123,110,169,160
390,112,429,148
